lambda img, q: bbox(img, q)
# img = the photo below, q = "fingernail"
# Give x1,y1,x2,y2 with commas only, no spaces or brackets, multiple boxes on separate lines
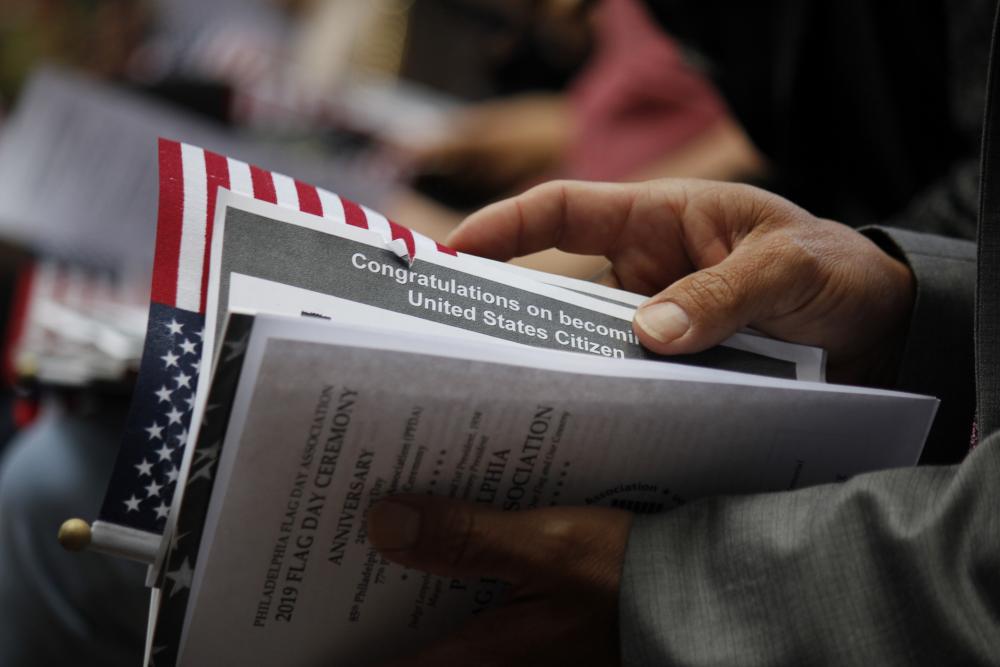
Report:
368,500,421,552
635,302,690,343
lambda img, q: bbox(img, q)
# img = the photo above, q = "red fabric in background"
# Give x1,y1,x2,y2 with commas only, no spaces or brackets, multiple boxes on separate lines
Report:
564,0,728,181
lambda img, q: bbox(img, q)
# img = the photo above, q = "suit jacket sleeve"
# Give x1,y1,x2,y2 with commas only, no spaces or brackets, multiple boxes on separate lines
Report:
620,229,999,665
861,226,977,463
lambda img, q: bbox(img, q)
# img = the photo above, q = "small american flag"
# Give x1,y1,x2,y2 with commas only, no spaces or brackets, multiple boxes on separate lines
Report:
98,138,454,535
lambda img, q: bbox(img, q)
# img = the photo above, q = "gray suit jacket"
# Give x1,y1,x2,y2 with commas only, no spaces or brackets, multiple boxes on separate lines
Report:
621,1,1000,660
619,226,999,665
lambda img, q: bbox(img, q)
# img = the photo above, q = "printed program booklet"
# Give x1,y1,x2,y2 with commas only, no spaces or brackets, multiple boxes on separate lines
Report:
147,312,935,666
79,141,936,666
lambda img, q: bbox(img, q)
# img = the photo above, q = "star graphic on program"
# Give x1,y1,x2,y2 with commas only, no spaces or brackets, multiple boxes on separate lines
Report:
166,558,193,596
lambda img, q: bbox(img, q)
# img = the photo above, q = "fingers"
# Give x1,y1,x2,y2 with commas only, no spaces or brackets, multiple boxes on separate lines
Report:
373,605,527,667
373,597,618,667
449,178,827,357
632,232,818,354
367,495,631,585
446,180,654,261
368,495,536,584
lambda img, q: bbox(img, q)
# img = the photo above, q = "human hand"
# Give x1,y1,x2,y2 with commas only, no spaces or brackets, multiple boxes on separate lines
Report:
401,95,571,198
447,179,915,385
367,494,631,666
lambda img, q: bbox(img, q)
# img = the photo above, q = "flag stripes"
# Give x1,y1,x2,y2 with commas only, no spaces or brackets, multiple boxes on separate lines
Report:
227,158,254,198
317,188,345,225
249,163,277,203
176,143,209,311
201,151,231,314
342,198,369,229
271,172,299,209
151,140,185,305
295,180,322,216
155,138,454,315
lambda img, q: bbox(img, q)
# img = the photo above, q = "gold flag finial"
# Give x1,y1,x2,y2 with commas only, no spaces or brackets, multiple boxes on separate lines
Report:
58,518,92,552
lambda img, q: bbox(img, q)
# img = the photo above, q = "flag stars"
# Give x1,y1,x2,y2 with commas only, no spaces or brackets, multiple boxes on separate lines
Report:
183,394,196,411
166,319,184,336
174,372,192,389
154,502,170,520
135,459,153,477
175,428,188,445
164,466,179,483
165,406,184,426
161,350,180,369
155,443,173,462
179,338,197,355
193,328,204,339
155,386,173,403
190,358,201,373
145,480,163,499
123,495,142,512
145,422,164,441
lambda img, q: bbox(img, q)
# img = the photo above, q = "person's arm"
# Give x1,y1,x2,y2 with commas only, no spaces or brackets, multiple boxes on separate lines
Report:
860,226,977,462
447,179,994,664
620,224,988,666
622,431,999,665
363,179,995,666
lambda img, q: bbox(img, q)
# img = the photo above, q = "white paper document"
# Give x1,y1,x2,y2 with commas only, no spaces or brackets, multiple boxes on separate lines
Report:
150,313,937,666
204,191,826,384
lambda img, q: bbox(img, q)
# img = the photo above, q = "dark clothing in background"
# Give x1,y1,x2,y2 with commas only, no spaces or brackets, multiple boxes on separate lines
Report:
645,0,994,238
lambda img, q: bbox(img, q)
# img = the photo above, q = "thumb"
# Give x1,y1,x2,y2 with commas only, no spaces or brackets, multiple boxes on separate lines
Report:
367,495,547,584
367,495,629,585
633,240,807,355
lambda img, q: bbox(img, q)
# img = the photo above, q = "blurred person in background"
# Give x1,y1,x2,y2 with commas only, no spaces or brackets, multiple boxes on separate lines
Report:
635,0,990,242
0,0,150,108
390,0,764,279
405,0,989,244
401,0,764,207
